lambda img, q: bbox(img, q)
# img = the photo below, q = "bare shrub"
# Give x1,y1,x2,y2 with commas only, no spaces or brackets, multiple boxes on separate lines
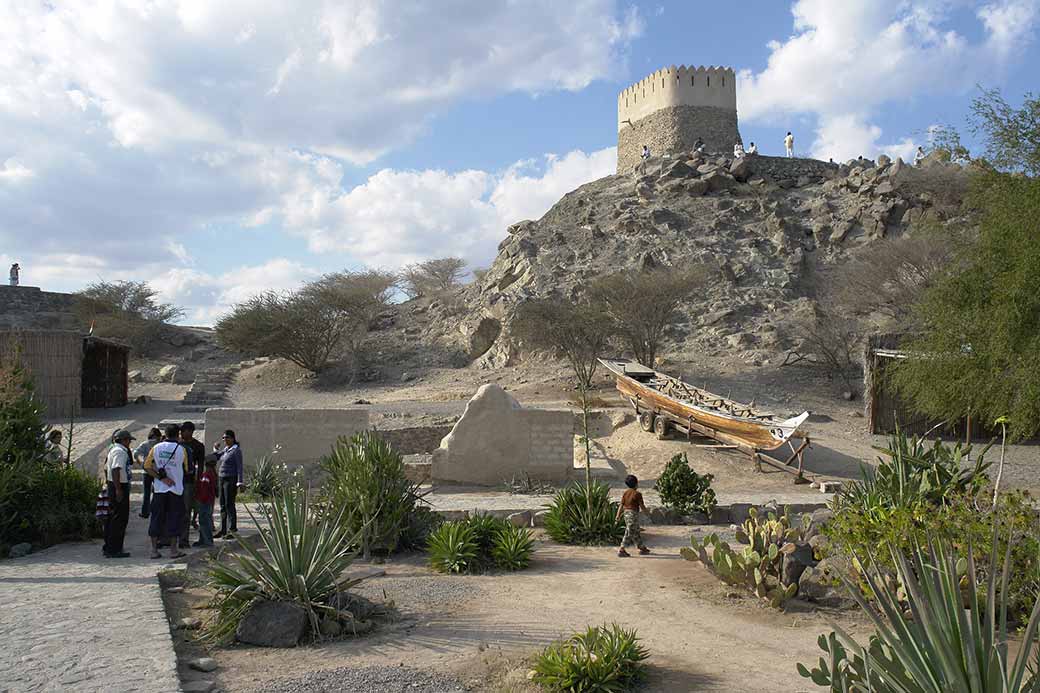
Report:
824,232,957,329
589,266,712,367
76,280,184,354
782,306,860,392
401,258,466,298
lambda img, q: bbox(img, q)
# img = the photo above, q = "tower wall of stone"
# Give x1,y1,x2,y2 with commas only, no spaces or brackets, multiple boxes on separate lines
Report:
617,105,741,173
616,65,741,173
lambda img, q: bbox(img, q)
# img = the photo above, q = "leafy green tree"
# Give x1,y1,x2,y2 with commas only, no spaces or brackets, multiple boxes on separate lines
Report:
76,280,184,353
890,88,1040,441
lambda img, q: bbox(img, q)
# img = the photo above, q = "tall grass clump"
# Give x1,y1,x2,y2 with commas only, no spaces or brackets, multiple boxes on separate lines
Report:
544,482,624,545
204,489,367,644
321,431,429,558
533,624,650,692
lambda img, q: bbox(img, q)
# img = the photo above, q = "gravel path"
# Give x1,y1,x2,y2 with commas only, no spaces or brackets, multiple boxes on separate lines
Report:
0,497,182,693
248,665,466,692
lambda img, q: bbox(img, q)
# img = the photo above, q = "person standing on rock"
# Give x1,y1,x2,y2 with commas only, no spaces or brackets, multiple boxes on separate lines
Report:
637,144,651,174
8,263,19,286
784,132,794,158
178,422,205,548
914,145,926,166
134,428,161,518
144,424,187,560
214,430,244,540
747,142,758,156
103,430,135,558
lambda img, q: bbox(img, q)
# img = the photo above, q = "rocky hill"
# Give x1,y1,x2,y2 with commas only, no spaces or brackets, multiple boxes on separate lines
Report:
409,150,970,371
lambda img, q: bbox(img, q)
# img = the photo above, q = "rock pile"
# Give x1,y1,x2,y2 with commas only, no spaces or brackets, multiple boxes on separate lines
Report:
420,150,971,368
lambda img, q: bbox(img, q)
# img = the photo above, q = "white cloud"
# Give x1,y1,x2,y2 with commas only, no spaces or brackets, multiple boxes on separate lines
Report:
739,0,1040,161
0,158,34,183
4,147,615,324
280,147,617,269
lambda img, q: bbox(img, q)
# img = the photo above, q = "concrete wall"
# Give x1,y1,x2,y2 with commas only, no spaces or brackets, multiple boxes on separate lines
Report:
379,425,455,455
204,408,370,469
432,384,576,486
0,286,82,331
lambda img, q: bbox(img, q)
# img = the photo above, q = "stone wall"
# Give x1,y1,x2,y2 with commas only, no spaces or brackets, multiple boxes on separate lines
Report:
617,105,741,173
204,408,370,470
432,384,576,486
745,155,839,184
378,425,454,455
0,286,82,331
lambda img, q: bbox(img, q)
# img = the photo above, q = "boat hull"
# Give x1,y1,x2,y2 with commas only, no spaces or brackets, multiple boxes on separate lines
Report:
602,359,808,451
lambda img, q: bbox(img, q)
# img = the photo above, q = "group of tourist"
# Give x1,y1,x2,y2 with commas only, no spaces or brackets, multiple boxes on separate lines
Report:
101,423,245,559
638,131,793,172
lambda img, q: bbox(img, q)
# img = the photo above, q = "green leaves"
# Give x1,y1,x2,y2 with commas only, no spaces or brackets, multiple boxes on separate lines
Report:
798,534,1040,692
426,515,535,573
653,452,717,517
321,431,427,558
544,482,624,545
532,624,650,692
204,488,367,644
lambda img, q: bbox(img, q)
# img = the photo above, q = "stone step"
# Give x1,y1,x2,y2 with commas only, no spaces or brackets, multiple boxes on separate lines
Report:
173,405,210,413
158,418,205,431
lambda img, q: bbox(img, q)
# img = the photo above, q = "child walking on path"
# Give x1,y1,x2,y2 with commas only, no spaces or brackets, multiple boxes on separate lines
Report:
193,459,218,547
616,474,651,557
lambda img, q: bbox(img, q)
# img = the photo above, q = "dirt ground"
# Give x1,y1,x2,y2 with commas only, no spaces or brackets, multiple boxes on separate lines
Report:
164,526,870,693
225,352,1040,495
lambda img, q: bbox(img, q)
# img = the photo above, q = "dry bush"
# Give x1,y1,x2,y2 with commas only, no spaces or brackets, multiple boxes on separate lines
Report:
215,271,395,375
589,265,712,367
75,280,184,354
401,257,466,298
824,232,957,329
782,306,861,392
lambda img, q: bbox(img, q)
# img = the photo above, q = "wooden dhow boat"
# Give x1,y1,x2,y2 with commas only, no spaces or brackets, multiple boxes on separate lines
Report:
600,358,813,480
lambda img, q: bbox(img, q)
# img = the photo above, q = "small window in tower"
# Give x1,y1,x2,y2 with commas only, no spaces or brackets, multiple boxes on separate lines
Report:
691,76,694,86
661,78,664,88
707,76,710,87
722,76,725,86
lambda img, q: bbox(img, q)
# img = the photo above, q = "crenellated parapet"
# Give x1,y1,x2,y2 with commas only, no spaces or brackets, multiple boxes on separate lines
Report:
618,65,737,131
616,64,742,173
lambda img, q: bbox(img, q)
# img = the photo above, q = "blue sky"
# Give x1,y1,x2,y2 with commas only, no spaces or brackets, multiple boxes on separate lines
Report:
1,1,1038,324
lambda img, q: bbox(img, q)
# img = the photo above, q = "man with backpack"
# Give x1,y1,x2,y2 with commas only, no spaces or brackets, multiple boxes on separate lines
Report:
144,424,188,560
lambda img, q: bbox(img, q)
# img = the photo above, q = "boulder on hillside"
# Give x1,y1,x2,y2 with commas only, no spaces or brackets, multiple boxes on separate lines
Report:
236,600,309,647
704,170,738,192
659,160,694,180
156,365,178,383
729,156,751,182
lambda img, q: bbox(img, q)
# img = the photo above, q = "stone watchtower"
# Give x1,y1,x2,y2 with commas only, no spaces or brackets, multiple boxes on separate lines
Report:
616,65,742,173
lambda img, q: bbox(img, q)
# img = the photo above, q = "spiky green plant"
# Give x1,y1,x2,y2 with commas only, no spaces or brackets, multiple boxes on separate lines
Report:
321,431,427,558
467,512,510,568
533,623,650,692
426,521,479,574
204,489,367,644
248,453,284,499
491,524,535,571
544,482,624,545
798,528,1040,692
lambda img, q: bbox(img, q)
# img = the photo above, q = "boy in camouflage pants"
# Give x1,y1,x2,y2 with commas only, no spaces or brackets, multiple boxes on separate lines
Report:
615,474,651,557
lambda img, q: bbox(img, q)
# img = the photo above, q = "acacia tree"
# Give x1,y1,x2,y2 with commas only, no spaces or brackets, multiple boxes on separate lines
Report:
512,297,613,495
589,266,710,367
76,280,184,353
215,271,395,374
400,257,466,298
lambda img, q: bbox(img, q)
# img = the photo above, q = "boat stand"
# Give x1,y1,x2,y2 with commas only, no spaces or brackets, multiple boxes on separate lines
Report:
628,397,814,484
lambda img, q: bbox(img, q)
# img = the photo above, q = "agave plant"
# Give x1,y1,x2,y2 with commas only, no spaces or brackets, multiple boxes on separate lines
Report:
798,527,1040,692
205,488,368,643
248,451,284,499
427,521,479,574
491,524,536,571
544,482,624,545
533,623,650,692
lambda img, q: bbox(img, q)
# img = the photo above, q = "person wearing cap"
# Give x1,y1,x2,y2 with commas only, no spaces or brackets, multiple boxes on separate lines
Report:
103,429,135,558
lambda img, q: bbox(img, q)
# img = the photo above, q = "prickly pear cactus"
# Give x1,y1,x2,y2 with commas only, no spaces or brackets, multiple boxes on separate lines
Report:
684,531,801,608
